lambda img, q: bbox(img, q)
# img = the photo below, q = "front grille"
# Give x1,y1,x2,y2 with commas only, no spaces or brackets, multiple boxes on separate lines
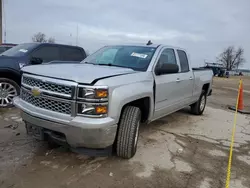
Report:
22,76,72,96
20,88,71,115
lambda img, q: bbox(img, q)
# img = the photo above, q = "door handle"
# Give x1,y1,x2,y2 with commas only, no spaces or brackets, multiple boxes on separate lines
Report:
176,78,180,82
189,77,193,80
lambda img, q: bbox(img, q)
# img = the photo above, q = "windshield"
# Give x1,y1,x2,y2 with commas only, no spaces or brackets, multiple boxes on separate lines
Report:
82,45,157,71
1,43,37,57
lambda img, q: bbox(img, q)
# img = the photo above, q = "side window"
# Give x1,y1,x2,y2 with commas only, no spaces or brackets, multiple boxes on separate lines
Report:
156,48,177,69
158,49,177,65
177,50,189,72
31,46,60,63
61,47,85,61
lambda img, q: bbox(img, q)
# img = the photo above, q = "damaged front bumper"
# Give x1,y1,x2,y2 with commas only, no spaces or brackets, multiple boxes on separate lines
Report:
13,97,118,149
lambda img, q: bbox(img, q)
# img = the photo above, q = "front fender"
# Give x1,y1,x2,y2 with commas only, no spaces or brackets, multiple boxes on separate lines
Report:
0,67,21,78
109,81,154,123
0,66,19,73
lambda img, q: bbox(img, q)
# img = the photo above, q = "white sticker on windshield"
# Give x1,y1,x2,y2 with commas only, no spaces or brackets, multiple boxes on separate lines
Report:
131,52,148,59
19,49,28,53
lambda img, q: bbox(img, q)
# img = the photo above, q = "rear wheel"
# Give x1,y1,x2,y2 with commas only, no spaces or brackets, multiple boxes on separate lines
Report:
191,90,207,115
0,78,20,108
116,106,141,159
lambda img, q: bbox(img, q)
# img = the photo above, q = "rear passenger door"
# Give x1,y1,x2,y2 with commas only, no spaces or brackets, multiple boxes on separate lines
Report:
30,46,60,63
153,48,183,120
176,49,193,105
60,47,85,61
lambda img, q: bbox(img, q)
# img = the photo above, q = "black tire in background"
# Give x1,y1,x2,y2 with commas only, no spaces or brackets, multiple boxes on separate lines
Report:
190,90,207,115
0,78,20,108
116,106,141,159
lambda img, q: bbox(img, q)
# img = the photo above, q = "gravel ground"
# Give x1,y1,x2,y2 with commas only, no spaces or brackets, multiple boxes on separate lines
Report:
0,77,250,188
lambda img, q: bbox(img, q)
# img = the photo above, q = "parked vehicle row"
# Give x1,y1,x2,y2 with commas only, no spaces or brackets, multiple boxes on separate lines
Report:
0,42,87,107
13,42,213,159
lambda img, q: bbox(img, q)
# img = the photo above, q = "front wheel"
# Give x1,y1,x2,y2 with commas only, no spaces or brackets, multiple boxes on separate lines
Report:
116,106,141,159
0,78,20,108
190,90,207,115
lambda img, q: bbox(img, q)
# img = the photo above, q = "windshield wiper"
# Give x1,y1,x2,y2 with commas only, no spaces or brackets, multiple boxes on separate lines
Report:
97,63,129,69
82,61,97,65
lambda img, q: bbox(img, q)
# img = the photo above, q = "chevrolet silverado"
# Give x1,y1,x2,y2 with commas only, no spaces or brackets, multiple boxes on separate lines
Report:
13,43,213,159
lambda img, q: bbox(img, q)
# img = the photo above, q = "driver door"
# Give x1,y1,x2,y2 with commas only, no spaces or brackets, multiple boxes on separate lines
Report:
152,48,182,120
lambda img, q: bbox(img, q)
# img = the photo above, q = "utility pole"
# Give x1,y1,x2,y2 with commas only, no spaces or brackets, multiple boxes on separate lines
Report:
0,0,2,44
76,24,78,46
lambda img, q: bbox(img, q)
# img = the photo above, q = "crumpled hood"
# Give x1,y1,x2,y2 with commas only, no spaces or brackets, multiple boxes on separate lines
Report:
21,63,136,84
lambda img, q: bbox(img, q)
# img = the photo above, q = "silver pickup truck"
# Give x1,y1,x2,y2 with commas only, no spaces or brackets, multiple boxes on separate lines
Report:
14,43,213,159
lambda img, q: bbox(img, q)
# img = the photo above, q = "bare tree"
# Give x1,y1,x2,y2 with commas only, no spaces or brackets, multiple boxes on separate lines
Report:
32,32,56,43
217,46,245,70
32,32,47,43
47,37,55,43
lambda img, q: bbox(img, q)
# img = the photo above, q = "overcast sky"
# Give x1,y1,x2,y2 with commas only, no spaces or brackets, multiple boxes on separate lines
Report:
4,0,250,68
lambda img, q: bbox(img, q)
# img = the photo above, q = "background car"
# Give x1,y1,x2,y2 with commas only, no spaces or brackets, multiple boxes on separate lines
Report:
0,42,87,107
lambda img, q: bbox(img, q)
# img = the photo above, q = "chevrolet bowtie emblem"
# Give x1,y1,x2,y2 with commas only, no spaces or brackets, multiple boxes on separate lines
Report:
31,87,41,97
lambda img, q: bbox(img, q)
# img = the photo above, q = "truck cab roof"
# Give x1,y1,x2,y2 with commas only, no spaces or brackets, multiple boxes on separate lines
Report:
103,43,187,52
27,42,84,49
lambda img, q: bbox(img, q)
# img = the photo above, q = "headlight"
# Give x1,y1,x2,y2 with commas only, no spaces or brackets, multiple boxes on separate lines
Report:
77,103,108,117
78,86,108,101
77,86,109,117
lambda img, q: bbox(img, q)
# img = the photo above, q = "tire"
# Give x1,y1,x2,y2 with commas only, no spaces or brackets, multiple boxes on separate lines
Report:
116,106,141,159
191,90,207,115
0,78,20,108
47,139,60,149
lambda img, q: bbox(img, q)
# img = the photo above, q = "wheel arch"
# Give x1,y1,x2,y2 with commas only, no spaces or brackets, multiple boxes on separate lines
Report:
0,69,21,86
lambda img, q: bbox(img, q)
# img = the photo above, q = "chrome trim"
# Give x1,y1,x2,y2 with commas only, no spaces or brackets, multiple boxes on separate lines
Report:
22,83,72,98
72,84,78,100
78,85,109,89
23,73,78,87
22,73,77,98
77,98,108,102
71,101,77,117
81,106,95,114
76,101,108,106
77,113,108,118
21,87,72,103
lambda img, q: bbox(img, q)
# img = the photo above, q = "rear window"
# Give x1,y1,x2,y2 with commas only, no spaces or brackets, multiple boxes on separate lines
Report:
31,46,60,62
1,43,37,57
177,50,189,72
60,47,85,61
0,46,12,54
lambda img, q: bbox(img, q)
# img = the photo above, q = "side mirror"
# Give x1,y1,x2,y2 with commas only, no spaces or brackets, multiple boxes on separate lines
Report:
155,63,179,75
30,57,43,65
